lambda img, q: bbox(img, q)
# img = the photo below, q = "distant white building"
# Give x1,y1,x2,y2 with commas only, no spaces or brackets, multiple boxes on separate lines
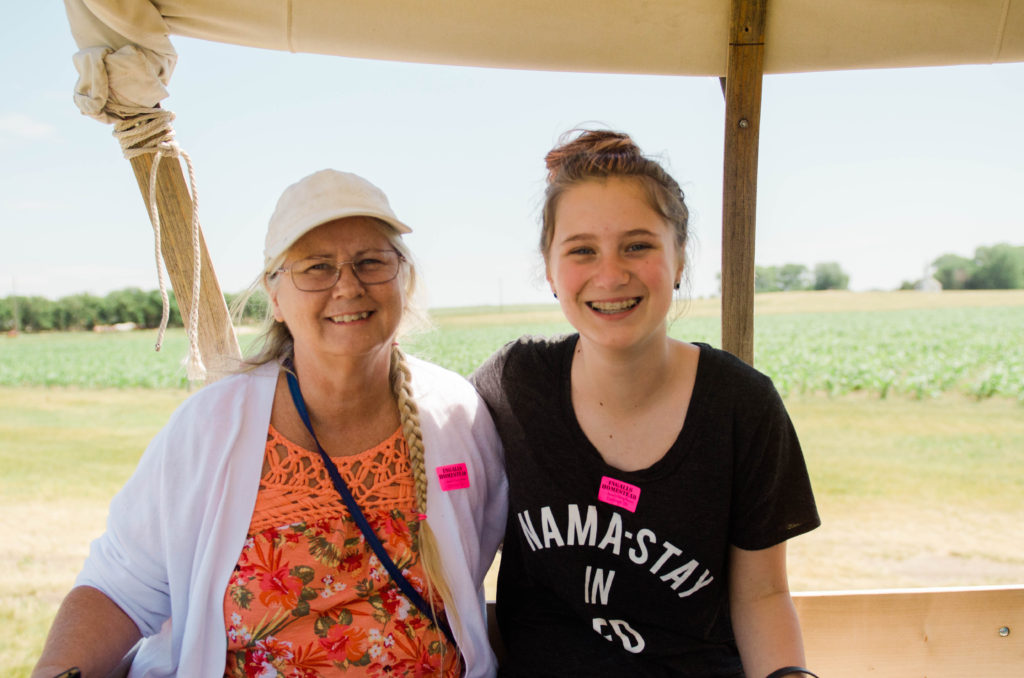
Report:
915,262,942,292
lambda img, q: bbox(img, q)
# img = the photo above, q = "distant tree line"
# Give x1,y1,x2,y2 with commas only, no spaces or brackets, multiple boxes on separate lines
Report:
902,243,1024,290
0,288,267,333
754,262,849,293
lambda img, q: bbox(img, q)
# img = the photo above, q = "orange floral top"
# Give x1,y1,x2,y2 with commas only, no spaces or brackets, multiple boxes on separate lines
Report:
224,425,460,678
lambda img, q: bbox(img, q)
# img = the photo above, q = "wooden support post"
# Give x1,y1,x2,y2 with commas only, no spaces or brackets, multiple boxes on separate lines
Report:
721,0,766,365
128,153,241,382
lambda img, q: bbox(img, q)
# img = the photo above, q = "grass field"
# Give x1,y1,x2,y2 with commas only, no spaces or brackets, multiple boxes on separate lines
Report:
2,290,1023,674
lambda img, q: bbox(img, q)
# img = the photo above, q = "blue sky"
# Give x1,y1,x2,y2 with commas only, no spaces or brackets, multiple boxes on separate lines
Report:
2,4,1023,308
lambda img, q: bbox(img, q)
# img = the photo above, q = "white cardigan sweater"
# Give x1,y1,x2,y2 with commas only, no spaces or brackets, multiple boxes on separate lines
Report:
77,359,507,677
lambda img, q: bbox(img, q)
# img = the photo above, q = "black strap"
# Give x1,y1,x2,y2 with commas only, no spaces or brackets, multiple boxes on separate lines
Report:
765,668,819,678
285,370,456,646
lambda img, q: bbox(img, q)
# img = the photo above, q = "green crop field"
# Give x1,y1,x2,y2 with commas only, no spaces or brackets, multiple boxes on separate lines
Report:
2,290,1023,675
3,290,1021,400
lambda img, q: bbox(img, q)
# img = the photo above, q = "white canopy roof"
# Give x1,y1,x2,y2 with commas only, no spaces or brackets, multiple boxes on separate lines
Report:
66,0,1024,120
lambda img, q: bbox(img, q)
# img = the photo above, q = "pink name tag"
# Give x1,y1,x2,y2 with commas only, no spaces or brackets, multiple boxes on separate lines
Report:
436,463,470,491
598,476,641,513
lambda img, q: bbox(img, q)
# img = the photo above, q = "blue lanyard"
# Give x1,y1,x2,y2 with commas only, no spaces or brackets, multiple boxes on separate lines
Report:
284,370,456,646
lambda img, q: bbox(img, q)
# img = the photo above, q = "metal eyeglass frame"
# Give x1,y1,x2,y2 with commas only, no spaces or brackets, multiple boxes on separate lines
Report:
275,249,405,291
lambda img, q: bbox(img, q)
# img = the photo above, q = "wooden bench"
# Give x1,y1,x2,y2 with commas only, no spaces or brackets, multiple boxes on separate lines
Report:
105,585,1021,677
485,585,1023,677
793,586,1023,677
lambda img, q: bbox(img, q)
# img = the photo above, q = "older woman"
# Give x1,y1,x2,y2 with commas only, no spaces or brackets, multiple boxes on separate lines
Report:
33,170,507,678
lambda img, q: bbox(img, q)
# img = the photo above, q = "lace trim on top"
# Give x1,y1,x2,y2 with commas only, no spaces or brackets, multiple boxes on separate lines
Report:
224,426,459,677
250,424,415,535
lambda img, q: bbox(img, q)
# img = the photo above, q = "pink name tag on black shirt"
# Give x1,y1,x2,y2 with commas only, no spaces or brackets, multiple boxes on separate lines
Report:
598,476,641,512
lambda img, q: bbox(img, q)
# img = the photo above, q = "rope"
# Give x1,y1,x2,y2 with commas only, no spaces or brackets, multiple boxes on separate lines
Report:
110,104,206,382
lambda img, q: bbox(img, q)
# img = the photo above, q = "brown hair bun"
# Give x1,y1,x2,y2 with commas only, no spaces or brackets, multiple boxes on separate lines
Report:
544,130,644,183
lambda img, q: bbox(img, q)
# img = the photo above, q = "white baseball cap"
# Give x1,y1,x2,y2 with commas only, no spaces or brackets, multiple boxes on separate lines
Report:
264,169,411,269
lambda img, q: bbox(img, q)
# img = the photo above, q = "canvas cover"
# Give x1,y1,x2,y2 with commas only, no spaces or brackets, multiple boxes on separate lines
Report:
64,0,1024,121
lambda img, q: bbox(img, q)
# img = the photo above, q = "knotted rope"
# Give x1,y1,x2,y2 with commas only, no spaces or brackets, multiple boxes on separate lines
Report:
109,103,206,382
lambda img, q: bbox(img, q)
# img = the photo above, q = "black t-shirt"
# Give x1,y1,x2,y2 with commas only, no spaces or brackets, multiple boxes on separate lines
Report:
471,336,820,677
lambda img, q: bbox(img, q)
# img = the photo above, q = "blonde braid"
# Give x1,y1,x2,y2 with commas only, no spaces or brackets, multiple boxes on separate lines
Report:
390,344,459,650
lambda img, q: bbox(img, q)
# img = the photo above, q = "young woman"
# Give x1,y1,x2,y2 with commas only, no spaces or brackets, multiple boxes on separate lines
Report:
472,131,820,678
33,169,507,678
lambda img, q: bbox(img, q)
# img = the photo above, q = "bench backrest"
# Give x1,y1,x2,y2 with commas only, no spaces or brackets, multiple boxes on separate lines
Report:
794,586,1023,677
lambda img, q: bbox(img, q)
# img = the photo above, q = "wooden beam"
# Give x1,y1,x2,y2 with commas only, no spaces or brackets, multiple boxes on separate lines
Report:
794,586,1024,677
721,0,766,365
127,153,240,382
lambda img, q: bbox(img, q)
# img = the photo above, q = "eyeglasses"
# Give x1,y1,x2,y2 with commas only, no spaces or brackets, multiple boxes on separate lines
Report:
276,249,405,291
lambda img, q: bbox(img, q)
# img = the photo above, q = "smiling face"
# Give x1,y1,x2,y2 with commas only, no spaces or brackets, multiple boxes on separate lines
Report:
269,216,406,364
546,177,684,354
